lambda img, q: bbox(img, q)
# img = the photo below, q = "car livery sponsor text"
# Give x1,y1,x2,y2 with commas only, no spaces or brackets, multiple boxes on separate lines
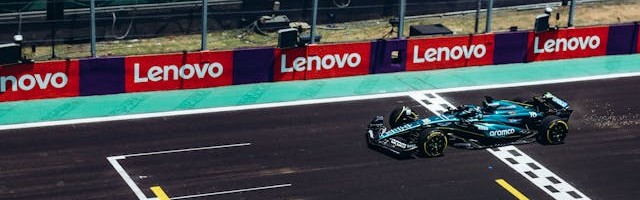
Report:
489,129,516,137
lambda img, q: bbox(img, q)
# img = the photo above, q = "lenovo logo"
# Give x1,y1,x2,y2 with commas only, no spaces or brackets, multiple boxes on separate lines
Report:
1,73,68,92
533,35,600,54
280,53,362,73
412,44,487,63
134,62,224,83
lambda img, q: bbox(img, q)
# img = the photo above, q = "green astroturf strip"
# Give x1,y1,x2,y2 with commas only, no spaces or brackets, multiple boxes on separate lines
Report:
1,54,639,125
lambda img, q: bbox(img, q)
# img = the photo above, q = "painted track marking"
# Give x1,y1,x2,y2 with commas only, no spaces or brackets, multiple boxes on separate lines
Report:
410,93,590,200
150,186,171,200
495,179,530,200
120,143,251,158
3,72,640,131
106,143,252,200
170,184,292,200
107,156,148,200
488,146,590,200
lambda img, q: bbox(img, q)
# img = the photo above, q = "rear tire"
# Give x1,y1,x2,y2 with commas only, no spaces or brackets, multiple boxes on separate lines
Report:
418,129,448,157
538,115,568,144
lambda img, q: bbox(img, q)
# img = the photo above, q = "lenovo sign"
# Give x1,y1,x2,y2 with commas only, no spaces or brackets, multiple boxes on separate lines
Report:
274,42,370,81
133,62,224,83
280,53,362,73
0,60,80,102
533,35,600,54
1,72,68,92
412,44,487,63
124,51,233,92
527,26,609,61
407,34,494,71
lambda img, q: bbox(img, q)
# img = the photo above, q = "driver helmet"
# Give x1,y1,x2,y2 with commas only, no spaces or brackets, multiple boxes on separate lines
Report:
401,106,419,120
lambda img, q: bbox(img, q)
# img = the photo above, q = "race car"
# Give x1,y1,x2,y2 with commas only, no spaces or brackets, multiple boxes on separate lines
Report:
366,92,572,157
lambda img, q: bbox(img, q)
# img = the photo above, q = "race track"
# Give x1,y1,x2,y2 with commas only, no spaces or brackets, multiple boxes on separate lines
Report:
1,76,639,200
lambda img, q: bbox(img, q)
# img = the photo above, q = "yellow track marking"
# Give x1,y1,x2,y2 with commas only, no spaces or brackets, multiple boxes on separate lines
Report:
151,186,171,200
495,179,529,200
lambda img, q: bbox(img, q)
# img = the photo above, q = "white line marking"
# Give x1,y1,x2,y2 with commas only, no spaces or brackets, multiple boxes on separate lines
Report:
2,71,640,131
117,143,251,158
409,92,455,119
107,143,251,200
106,156,149,200
488,146,590,200
411,92,590,200
170,184,292,200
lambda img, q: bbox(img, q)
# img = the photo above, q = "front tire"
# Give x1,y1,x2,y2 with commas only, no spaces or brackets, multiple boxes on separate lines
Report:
418,129,448,157
538,116,568,144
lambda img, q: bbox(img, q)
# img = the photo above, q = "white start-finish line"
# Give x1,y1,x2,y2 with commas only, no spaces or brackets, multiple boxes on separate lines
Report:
409,92,590,200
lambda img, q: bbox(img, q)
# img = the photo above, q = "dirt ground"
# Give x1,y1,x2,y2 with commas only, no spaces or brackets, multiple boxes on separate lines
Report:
25,0,640,61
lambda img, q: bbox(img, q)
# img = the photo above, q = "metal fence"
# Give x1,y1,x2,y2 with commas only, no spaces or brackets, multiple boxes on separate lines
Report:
0,0,636,61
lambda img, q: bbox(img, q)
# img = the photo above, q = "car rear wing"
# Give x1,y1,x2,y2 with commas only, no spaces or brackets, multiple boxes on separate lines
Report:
534,92,572,118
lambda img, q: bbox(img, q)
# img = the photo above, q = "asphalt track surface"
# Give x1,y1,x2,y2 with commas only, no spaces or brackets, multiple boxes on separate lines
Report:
1,76,640,200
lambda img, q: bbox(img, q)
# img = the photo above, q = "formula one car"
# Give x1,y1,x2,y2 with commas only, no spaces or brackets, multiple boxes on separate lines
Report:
366,92,572,157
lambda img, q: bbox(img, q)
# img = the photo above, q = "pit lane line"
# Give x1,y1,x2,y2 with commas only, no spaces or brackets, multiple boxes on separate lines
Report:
409,92,590,200
106,142,292,200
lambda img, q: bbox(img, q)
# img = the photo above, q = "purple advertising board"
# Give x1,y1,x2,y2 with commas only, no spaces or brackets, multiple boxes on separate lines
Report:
233,47,274,84
606,23,636,55
493,31,529,64
370,39,407,74
79,57,125,96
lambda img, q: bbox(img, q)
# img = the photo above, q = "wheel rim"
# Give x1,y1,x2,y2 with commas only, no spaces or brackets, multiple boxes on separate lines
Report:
547,121,568,143
424,133,446,156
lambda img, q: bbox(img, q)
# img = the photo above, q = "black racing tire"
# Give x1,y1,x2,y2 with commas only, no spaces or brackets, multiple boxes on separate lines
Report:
389,106,415,129
538,115,568,145
417,129,448,157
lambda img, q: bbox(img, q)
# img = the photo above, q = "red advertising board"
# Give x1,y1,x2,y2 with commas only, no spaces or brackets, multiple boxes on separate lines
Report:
0,60,80,102
274,42,371,81
526,26,609,62
406,34,495,71
124,51,233,92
